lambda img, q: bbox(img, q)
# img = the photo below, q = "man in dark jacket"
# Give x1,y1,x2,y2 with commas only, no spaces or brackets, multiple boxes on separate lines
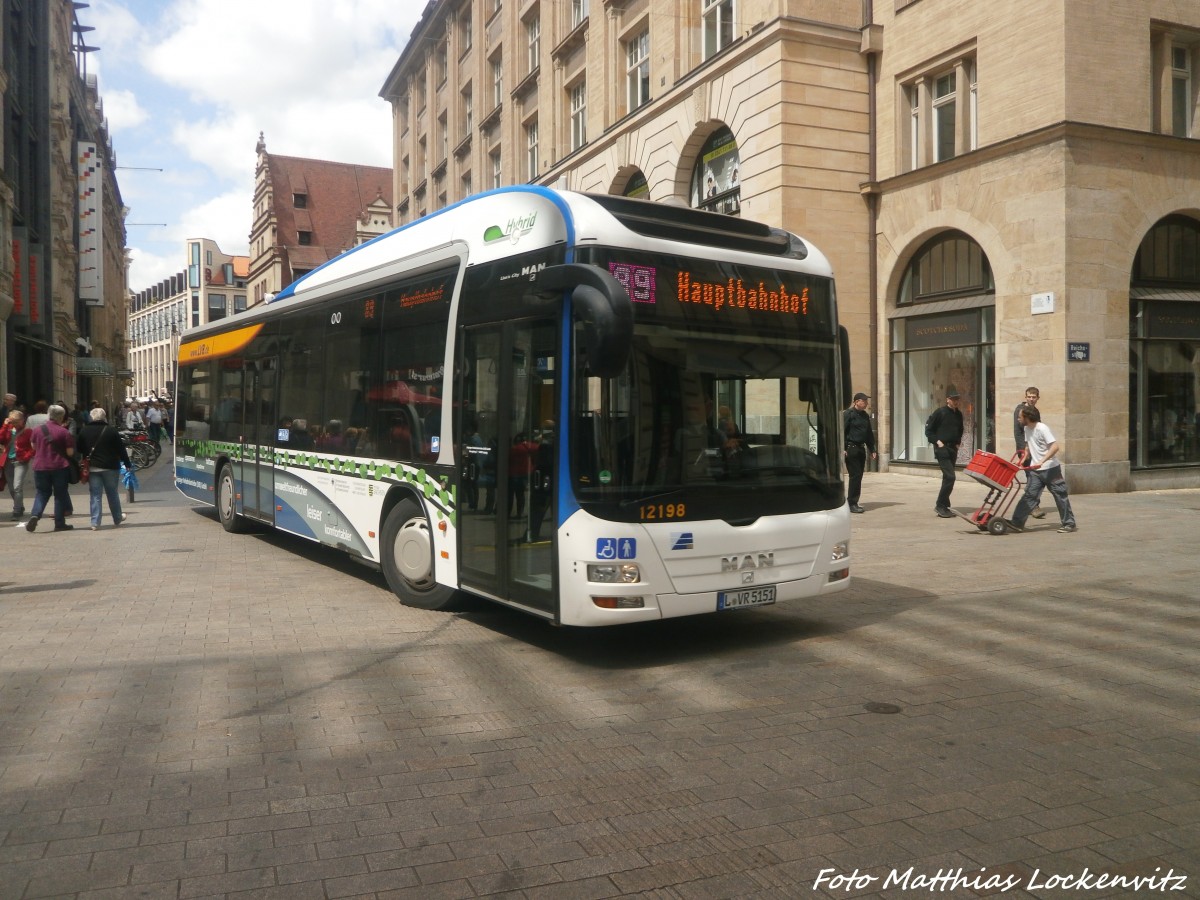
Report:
842,392,876,513
925,388,965,517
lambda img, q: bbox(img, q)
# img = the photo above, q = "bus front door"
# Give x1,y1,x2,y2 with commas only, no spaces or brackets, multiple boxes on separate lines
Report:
240,358,277,524
458,321,557,617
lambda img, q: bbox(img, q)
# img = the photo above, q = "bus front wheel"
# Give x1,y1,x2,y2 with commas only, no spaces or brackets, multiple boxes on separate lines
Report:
381,498,457,610
217,464,246,533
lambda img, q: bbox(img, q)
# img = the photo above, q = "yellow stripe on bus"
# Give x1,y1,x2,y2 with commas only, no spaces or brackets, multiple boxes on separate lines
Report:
177,324,264,364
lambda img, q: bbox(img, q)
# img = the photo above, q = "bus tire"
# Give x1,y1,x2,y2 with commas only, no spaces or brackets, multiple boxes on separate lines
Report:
381,498,457,610
216,463,246,533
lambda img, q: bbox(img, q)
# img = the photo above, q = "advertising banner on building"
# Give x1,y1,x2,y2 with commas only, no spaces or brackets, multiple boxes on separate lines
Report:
10,226,27,326
28,243,44,335
78,141,104,306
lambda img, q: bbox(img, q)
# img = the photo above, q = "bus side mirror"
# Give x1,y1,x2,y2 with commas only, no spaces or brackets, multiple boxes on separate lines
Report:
536,264,633,378
839,325,852,408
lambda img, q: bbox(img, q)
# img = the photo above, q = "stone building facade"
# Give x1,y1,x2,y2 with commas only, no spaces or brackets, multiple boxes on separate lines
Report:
380,0,1200,493
2,0,128,410
128,240,248,400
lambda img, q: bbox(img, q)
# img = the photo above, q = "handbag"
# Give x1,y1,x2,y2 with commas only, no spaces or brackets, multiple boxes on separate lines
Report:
80,424,107,482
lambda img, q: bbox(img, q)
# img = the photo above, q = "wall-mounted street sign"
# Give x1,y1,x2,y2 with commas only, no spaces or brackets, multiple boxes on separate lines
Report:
1031,291,1056,314
1067,342,1090,362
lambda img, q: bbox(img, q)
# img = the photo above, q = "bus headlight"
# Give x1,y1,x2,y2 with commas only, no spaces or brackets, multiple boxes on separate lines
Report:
587,563,641,583
829,540,850,582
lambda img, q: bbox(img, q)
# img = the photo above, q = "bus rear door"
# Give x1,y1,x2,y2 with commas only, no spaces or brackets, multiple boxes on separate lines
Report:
458,320,557,617
239,357,277,524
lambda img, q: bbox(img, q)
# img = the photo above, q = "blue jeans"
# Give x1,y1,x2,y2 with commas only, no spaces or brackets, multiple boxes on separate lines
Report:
89,468,124,526
5,458,29,515
1012,466,1075,528
30,467,71,527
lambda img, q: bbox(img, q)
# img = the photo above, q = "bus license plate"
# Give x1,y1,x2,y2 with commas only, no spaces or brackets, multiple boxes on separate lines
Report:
717,586,776,610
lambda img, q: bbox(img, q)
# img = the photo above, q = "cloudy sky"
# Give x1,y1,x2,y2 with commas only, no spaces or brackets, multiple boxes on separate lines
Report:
85,0,424,292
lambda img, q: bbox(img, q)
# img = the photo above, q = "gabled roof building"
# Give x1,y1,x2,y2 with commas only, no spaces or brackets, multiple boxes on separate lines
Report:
248,133,394,307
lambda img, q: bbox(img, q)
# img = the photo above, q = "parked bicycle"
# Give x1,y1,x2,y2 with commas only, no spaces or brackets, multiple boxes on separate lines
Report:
119,429,160,469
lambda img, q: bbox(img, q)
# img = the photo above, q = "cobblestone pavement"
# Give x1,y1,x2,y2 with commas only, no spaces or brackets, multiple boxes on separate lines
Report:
0,453,1196,899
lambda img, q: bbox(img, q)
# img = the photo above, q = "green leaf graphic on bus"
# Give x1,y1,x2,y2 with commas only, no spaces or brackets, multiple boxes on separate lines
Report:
483,211,537,245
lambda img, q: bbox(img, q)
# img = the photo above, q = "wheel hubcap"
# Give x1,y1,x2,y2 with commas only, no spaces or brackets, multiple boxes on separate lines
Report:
394,517,433,588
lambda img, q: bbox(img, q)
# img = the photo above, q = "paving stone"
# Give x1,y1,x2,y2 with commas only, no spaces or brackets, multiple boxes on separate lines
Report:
0,467,1196,896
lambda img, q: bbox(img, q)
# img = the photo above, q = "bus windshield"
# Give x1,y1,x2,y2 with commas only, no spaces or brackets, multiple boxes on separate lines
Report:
571,249,844,523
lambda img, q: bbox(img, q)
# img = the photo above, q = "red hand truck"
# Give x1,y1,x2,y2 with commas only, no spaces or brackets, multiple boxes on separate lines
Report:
960,450,1025,535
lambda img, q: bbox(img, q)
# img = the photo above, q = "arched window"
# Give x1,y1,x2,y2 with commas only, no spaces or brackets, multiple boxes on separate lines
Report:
623,170,648,199
1132,214,1200,284
1129,215,1200,469
689,127,740,215
891,230,995,467
898,230,994,304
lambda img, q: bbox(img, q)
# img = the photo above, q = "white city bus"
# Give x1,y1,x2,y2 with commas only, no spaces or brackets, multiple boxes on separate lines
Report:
175,187,853,625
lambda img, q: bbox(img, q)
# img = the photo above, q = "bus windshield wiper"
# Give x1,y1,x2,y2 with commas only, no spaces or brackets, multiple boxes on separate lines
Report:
620,489,684,508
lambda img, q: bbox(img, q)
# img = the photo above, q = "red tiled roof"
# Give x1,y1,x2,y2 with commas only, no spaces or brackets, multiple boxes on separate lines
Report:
268,154,393,280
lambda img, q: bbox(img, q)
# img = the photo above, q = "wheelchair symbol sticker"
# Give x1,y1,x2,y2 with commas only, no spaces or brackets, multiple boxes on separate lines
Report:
596,538,636,560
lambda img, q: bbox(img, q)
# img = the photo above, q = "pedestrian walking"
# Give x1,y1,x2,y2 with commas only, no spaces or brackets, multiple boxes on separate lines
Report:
1013,385,1046,518
146,401,165,444
843,392,876,513
25,404,76,532
925,387,964,517
76,408,130,530
0,409,32,520
1008,405,1077,534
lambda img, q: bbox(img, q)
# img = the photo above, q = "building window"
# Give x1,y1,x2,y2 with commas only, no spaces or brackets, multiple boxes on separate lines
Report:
570,80,587,150
933,72,956,162
439,112,449,162
491,150,502,189
903,57,977,171
459,4,472,53
526,15,541,74
1130,215,1200,467
298,231,312,246
1172,45,1193,137
891,231,995,466
690,126,741,215
702,0,734,60
462,85,474,134
437,41,448,85
626,28,650,112
526,119,539,180
571,0,588,29
492,57,504,108
462,171,473,198
293,192,307,208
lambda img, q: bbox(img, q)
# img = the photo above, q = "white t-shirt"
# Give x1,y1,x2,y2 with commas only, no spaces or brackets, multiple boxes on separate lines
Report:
1023,421,1060,470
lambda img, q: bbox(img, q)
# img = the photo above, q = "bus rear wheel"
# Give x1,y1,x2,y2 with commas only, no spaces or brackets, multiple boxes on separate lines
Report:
217,464,246,533
381,498,457,610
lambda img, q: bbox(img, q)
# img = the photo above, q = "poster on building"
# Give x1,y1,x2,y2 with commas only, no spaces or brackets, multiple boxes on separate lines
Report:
78,141,104,306
10,226,27,326
27,243,44,335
